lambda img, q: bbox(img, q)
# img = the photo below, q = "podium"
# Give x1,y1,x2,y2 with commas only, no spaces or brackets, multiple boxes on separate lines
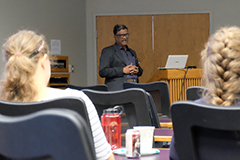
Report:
147,68,202,104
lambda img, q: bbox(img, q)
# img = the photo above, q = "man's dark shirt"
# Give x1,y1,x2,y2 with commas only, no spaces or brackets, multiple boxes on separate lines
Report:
118,44,138,80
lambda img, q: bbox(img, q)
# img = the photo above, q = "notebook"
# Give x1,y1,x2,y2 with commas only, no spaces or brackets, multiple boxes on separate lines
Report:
158,55,188,69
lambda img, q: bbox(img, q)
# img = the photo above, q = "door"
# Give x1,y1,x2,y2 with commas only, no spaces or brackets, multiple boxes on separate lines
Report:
96,14,209,84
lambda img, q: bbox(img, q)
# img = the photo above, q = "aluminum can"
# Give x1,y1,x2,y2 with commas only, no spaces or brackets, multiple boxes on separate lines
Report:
125,129,141,157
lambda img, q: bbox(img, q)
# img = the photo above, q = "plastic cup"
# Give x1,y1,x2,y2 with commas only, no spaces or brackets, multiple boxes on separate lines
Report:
133,126,155,154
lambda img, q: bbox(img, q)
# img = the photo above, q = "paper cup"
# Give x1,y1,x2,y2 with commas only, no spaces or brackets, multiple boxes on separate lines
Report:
133,126,155,153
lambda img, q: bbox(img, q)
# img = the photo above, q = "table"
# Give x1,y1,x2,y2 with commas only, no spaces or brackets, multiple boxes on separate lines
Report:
114,148,170,160
160,122,173,129
159,118,173,129
154,128,173,142
122,128,173,142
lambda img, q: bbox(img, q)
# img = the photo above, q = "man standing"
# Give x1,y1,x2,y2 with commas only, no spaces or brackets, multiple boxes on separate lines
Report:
99,24,143,91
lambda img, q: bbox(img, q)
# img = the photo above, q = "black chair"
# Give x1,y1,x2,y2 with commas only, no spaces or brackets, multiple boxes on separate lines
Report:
65,84,108,91
146,92,161,128
0,97,89,123
0,97,93,141
186,86,207,101
171,101,240,160
0,108,96,160
123,81,171,118
82,88,153,128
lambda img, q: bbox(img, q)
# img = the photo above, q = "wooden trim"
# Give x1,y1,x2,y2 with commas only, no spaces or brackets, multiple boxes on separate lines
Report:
160,122,173,129
51,55,69,72
148,68,202,82
154,136,172,142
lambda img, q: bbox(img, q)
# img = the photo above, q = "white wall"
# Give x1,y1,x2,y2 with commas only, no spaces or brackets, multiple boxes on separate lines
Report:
0,0,87,86
86,0,240,85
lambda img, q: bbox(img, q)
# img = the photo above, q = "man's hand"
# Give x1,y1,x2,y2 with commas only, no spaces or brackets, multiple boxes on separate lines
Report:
123,63,139,75
130,65,139,75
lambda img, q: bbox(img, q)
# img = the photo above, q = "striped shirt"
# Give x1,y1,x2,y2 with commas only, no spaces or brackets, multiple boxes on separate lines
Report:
41,88,112,160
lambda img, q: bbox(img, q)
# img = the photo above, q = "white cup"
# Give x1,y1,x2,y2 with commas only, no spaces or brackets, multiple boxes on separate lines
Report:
133,126,155,153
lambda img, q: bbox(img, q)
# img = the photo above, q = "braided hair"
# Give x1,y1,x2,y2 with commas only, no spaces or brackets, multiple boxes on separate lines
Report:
202,26,240,106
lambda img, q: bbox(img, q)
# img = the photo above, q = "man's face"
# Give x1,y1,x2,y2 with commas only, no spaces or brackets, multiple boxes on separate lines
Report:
114,29,129,47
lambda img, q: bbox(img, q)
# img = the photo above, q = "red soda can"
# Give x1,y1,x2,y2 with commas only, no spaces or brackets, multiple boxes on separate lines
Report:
125,129,141,157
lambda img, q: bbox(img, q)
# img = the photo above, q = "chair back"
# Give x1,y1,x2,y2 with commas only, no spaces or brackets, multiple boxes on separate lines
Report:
123,81,171,118
171,101,240,160
0,108,96,160
186,86,207,101
146,92,161,128
65,84,108,91
82,88,153,128
0,97,92,141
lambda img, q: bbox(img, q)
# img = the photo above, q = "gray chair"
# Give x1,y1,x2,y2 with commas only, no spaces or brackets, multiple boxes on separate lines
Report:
82,88,158,148
146,92,161,128
0,108,96,160
0,97,93,142
171,101,240,160
65,84,108,91
82,88,153,128
123,81,171,118
186,86,207,101
0,97,89,124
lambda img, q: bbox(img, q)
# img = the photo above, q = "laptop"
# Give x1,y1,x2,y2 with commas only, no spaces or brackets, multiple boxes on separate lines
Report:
158,55,188,69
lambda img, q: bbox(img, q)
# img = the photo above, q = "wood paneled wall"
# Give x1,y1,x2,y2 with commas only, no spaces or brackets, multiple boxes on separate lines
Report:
96,14,209,84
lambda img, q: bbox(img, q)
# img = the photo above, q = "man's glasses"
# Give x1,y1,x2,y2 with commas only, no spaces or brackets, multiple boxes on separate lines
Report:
116,33,129,38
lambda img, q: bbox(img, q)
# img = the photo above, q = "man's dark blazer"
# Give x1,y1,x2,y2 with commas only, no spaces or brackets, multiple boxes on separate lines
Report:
99,43,143,91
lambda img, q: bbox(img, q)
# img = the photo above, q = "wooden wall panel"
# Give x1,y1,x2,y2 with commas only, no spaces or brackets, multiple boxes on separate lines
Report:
153,14,209,72
96,15,153,84
96,13,209,84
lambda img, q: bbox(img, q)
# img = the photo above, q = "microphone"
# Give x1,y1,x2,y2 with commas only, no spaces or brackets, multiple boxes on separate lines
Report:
178,68,189,101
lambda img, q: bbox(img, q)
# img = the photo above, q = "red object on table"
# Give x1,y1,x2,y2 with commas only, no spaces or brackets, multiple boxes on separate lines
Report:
101,108,121,150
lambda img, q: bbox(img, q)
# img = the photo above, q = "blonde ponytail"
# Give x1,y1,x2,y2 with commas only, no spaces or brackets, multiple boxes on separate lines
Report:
0,30,50,102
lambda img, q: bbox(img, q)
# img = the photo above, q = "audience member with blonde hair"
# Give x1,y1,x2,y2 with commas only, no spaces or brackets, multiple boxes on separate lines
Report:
0,30,114,160
170,26,240,160
200,26,240,106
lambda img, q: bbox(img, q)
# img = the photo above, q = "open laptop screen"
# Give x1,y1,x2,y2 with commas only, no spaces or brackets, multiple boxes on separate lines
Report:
159,55,188,69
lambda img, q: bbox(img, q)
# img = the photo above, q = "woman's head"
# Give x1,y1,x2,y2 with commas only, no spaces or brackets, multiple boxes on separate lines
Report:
202,26,240,106
3,30,49,61
0,30,50,102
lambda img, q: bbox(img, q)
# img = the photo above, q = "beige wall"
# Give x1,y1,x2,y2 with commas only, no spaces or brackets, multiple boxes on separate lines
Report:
0,0,86,86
